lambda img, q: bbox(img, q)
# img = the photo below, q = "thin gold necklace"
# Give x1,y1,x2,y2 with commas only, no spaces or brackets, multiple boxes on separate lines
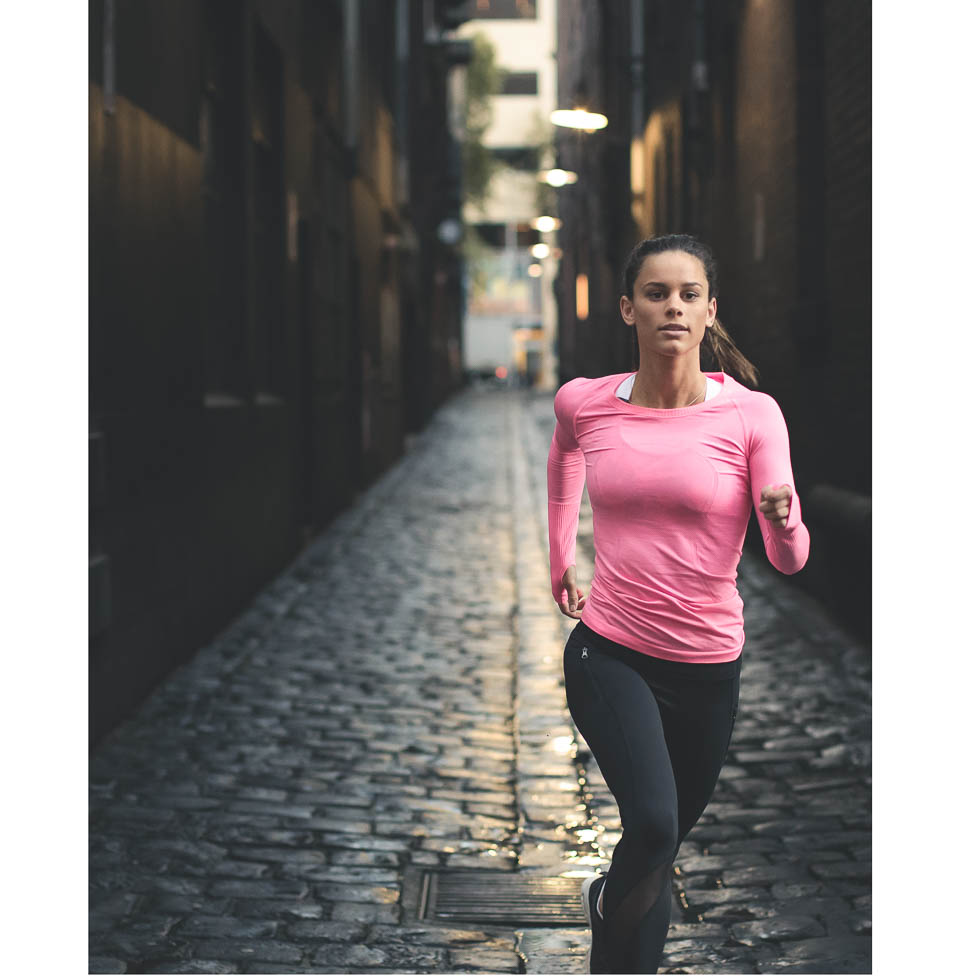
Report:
633,376,706,407
684,379,707,406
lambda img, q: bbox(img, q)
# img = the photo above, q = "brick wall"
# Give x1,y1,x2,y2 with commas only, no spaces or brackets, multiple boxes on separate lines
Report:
821,0,871,496
728,0,800,406
646,0,871,640
89,0,444,743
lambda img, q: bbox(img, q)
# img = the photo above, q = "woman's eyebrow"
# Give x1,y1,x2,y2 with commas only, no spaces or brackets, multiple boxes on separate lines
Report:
641,281,704,288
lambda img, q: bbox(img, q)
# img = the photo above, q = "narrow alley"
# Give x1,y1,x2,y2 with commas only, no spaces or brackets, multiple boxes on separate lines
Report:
90,386,871,975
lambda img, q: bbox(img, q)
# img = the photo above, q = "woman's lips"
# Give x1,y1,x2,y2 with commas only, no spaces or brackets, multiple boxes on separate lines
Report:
658,325,688,332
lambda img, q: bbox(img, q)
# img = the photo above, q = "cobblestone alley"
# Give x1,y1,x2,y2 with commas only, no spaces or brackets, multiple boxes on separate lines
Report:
89,386,872,975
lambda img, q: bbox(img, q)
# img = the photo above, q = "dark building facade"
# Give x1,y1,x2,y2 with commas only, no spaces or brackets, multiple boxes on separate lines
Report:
555,0,871,641
89,0,473,745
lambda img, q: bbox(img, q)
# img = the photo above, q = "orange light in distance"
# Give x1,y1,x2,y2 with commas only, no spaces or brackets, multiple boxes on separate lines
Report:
576,274,589,320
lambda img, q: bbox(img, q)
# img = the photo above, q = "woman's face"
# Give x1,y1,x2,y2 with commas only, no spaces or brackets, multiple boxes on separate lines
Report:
620,250,717,360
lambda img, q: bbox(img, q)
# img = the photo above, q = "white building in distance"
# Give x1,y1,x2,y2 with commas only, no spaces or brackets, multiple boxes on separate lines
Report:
457,0,558,391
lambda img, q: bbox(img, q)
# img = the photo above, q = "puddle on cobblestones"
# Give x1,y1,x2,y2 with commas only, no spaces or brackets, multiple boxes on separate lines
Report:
550,829,611,872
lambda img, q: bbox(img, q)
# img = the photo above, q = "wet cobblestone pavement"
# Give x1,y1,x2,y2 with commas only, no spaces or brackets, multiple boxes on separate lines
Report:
90,386,871,974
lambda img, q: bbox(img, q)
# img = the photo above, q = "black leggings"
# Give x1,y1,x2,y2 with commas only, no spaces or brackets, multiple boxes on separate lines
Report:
563,620,741,974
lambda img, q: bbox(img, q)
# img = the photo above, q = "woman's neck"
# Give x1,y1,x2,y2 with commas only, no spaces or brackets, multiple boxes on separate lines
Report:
629,365,707,409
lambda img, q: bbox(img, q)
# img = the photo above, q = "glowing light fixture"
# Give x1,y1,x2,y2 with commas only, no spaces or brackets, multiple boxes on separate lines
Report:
537,168,579,187
532,215,561,232
530,243,550,259
576,273,589,320
528,263,543,278
550,108,609,132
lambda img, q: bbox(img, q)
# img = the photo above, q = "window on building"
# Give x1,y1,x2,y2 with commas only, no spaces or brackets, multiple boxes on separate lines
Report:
490,146,540,171
516,226,539,248
499,71,538,95
473,223,507,248
471,0,537,19
471,222,541,249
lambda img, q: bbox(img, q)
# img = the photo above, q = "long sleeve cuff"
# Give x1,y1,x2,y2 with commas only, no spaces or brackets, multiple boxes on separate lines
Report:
762,489,810,574
548,502,579,604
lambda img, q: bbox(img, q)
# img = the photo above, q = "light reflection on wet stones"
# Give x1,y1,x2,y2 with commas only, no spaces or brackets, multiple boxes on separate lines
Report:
730,914,826,945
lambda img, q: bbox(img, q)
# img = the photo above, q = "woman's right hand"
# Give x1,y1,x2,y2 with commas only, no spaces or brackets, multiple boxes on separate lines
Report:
559,565,586,619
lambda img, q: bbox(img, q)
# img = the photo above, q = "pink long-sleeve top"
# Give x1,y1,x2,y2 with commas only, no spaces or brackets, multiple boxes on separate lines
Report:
547,371,810,663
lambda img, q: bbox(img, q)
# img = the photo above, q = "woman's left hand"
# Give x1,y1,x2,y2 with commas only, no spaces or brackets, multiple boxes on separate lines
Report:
759,484,793,528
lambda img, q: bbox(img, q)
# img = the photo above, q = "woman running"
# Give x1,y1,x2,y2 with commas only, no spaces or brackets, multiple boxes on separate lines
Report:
547,234,810,974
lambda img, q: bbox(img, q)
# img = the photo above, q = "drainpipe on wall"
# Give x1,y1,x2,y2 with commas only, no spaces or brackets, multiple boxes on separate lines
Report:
396,0,410,203
343,0,360,168
688,0,709,231
629,0,645,233
692,0,708,86
103,0,115,114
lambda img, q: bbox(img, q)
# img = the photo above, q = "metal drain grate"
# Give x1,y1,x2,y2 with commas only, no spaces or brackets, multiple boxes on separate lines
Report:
418,871,588,926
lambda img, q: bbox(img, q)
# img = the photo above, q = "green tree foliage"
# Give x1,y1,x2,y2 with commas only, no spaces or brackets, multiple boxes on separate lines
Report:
463,32,501,211
524,113,559,218
462,223,496,303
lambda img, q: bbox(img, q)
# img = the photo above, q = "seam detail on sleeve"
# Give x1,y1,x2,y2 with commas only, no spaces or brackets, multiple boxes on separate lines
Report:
569,377,591,443
731,396,752,461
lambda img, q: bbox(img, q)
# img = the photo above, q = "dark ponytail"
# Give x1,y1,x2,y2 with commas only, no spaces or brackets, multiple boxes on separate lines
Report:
703,319,759,388
622,234,759,389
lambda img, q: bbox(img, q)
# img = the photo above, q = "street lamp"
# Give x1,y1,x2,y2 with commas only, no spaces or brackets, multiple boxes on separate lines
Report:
550,103,607,351
550,108,609,133
537,168,579,187
531,216,562,233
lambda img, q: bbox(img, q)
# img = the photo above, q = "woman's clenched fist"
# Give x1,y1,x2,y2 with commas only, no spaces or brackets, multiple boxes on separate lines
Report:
759,484,793,529
559,565,586,619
